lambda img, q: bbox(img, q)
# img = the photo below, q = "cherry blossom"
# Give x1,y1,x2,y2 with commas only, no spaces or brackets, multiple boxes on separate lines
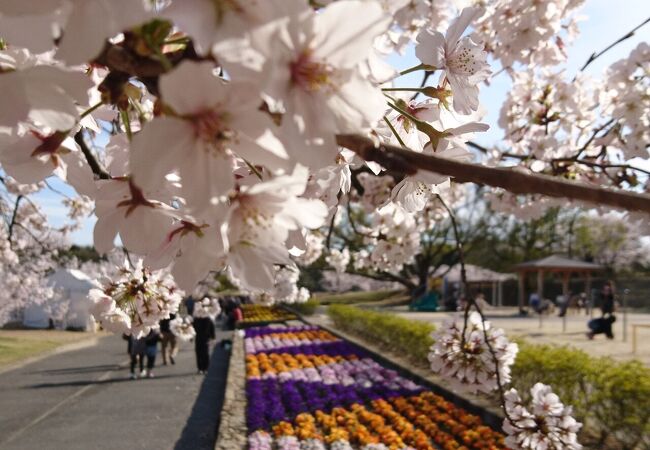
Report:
169,316,196,342
219,0,391,168
415,7,491,114
130,60,289,213
192,297,221,319
503,383,582,450
89,260,183,337
224,166,328,290
428,311,518,394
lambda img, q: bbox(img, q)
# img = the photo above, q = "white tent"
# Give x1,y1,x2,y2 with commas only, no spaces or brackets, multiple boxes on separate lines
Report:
23,268,98,331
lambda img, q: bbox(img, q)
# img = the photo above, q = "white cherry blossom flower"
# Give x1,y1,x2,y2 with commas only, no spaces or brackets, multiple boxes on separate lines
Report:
428,311,518,394
92,179,177,256
89,260,183,337
169,316,196,341
503,383,582,450
130,60,288,213
415,6,491,114
220,0,391,168
225,166,328,290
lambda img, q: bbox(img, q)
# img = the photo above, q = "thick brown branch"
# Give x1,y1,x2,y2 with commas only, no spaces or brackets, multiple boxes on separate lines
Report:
336,134,650,214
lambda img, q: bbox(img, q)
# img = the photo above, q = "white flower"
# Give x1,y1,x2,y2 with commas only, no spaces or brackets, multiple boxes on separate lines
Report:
326,248,350,274
503,384,582,450
225,166,328,290
88,260,183,336
0,130,76,184
92,179,177,256
415,7,491,114
0,60,92,129
57,0,150,65
428,311,518,394
170,316,196,341
130,60,288,214
219,0,391,168
145,217,227,292
192,297,221,319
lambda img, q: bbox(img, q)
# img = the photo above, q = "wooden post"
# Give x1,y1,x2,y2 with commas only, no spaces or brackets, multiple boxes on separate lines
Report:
498,280,503,307
537,270,544,329
562,272,570,332
491,282,497,306
518,272,525,313
585,272,592,316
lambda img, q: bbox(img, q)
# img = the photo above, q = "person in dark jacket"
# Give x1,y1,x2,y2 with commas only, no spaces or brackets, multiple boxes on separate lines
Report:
129,335,147,379
144,329,161,378
587,315,616,340
159,314,177,365
192,316,215,374
185,296,195,316
600,281,615,317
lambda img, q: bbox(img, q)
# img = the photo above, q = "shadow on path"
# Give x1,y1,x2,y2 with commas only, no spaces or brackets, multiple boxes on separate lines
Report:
174,332,232,450
25,372,197,389
33,364,123,375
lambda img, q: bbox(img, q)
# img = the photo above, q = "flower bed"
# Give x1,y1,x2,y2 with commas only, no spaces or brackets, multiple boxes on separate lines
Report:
239,305,298,327
245,324,506,450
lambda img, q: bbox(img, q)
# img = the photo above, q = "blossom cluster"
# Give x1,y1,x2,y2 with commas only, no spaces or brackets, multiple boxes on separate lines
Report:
88,260,183,336
503,383,583,450
428,312,518,394
192,297,221,319
251,266,311,306
244,324,506,450
169,315,196,342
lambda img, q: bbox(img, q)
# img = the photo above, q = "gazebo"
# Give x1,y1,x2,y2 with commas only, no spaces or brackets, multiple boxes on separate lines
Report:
513,255,603,311
434,264,516,306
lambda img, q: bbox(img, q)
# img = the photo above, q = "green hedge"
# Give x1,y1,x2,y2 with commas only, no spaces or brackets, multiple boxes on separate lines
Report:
287,299,320,316
327,305,650,449
314,289,403,305
328,304,434,364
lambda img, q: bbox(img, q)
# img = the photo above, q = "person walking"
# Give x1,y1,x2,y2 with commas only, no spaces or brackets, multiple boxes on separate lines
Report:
159,314,178,365
129,335,147,380
144,329,160,378
193,315,215,375
587,281,617,340
600,281,616,317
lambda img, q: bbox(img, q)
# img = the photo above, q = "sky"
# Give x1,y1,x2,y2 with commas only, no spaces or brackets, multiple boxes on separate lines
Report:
32,0,650,246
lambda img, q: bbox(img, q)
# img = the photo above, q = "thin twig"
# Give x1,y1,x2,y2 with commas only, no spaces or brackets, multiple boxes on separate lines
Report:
576,16,650,76
7,195,24,246
325,208,338,250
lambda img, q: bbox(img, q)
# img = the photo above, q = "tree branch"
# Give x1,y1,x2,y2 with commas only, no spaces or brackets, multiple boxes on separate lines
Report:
7,194,23,245
577,16,650,75
336,134,650,214
74,130,111,180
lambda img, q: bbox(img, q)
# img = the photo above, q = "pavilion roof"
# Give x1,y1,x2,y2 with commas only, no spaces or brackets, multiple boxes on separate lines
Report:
434,264,516,282
513,255,603,272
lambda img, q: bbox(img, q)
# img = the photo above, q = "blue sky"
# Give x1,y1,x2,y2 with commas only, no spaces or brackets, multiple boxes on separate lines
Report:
33,0,650,246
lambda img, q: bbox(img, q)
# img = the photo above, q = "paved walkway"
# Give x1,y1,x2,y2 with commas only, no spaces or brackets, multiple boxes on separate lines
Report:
0,329,231,450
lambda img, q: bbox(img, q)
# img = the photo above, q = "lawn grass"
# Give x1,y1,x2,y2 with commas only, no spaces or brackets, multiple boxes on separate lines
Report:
311,289,404,305
0,330,95,367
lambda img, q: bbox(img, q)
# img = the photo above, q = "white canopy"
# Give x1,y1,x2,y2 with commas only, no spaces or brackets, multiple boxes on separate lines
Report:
434,264,516,283
23,268,98,330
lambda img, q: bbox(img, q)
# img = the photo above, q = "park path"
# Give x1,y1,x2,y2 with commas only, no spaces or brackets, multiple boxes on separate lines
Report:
0,329,231,450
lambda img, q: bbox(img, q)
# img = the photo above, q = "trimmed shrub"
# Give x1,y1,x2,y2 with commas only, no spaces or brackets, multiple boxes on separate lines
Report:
328,304,434,364
288,299,320,316
327,305,650,449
